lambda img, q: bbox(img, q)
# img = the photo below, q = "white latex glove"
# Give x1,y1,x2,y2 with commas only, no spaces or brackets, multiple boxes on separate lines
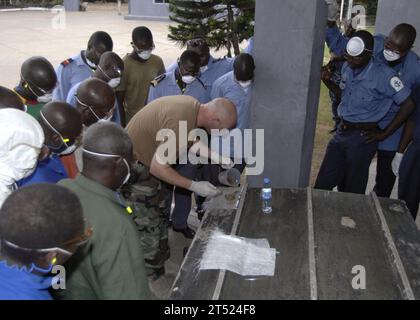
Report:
189,181,221,198
325,0,339,22
392,152,404,177
220,156,234,170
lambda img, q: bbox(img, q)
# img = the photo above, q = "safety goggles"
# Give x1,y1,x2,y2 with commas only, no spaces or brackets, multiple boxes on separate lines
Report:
97,65,122,81
1,220,93,257
21,75,54,97
131,42,155,53
75,96,115,121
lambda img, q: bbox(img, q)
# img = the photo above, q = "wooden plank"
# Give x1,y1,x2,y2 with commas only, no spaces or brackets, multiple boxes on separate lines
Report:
311,190,402,300
378,197,420,299
220,189,310,300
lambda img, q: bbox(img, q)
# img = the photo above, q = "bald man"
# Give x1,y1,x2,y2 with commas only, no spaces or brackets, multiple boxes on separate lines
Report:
18,101,83,187
0,86,26,111
13,56,57,118
126,95,237,239
67,52,125,125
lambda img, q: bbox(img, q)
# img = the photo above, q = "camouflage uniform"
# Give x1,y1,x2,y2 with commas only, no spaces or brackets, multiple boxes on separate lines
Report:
121,162,170,279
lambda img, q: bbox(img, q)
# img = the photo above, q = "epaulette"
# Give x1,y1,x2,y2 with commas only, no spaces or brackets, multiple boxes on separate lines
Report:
150,74,166,87
60,58,74,67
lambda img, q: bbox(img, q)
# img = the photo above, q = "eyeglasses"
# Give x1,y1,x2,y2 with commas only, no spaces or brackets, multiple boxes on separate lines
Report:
98,65,121,80
21,75,53,97
39,111,71,149
1,220,93,257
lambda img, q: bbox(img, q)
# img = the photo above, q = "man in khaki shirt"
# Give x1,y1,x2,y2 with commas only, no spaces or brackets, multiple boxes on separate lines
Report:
126,95,237,238
116,27,165,125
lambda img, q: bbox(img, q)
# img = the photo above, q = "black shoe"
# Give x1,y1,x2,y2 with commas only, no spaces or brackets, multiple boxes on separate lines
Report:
329,127,338,134
172,226,196,239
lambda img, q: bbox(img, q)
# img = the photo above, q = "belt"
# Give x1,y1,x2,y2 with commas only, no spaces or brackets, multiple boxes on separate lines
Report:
340,120,378,131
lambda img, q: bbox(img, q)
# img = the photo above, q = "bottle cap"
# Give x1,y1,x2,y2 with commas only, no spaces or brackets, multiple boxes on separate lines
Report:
264,178,270,184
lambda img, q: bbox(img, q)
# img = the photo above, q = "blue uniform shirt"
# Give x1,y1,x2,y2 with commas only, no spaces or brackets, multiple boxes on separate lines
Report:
0,261,53,300
326,25,348,56
374,35,420,151
66,81,121,125
244,37,254,54
412,88,420,146
53,51,93,101
166,55,234,97
147,68,210,104
210,71,253,158
17,154,68,187
338,59,411,123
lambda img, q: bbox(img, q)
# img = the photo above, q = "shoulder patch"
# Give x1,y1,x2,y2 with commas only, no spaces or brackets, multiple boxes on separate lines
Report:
150,74,166,87
60,58,74,67
390,76,404,92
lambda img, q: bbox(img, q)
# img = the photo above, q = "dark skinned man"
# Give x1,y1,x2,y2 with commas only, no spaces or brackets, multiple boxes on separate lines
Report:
147,50,209,104
0,86,26,111
396,86,420,220
53,31,113,101
17,101,83,187
58,122,150,300
67,52,124,125
116,26,165,125
14,56,57,118
0,184,89,300
371,23,420,198
166,38,234,97
316,30,415,195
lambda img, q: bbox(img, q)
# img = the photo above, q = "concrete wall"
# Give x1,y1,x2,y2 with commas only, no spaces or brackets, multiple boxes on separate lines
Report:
125,0,169,21
375,0,420,56
249,0,327,188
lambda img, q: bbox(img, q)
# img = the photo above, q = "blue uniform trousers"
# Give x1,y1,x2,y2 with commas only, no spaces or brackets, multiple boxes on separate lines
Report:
315,128,378,194
398,144,420,219
373,150,397,198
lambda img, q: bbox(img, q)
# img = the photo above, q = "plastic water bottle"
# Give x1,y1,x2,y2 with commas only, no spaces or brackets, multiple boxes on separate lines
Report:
261,178,273,214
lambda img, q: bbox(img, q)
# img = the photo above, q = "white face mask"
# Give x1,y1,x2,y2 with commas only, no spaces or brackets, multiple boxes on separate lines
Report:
200,65,209,74
86,57,97,69
182,75,196,84
82,148,131,188
59,144,78,156
383,49,401,62
239,80,252,90
37,93,53,103
108,77,121,89
138,51,152,61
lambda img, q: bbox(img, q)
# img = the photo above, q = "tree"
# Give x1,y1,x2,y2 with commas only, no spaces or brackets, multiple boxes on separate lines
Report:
168,0,255,57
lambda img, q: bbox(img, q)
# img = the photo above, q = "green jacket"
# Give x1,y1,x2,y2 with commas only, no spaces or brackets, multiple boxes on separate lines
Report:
58,174,151,300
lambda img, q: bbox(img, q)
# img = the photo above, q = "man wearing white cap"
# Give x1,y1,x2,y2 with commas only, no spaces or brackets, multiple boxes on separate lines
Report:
0,108,44,206
316,30,415,195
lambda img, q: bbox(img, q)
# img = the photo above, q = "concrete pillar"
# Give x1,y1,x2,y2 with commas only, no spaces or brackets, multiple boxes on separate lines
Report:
249,0,327,188
63,0,79,12
375,0,420,56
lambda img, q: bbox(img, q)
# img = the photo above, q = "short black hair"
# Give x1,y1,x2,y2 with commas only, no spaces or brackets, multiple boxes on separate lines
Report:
0,86,25,110
179,50,201,67
353,30,374,52
88,31,113,51
132,26,153,44
234,53,255,81
392,23,417,49
0,184,84,263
